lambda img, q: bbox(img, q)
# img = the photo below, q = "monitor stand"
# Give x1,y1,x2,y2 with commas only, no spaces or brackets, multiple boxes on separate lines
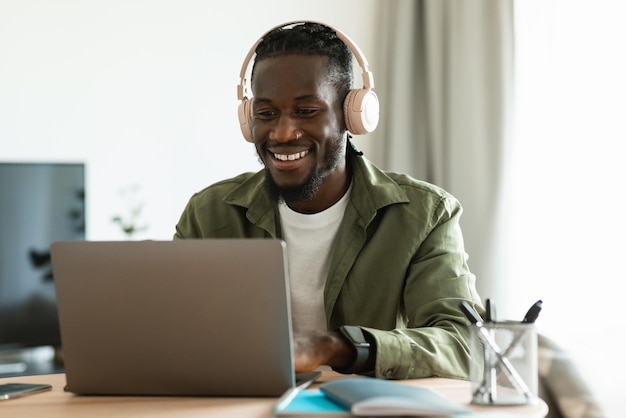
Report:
0,361,27,375
0,346,63,377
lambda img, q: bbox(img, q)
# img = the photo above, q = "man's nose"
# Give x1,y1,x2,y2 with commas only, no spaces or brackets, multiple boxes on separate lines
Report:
269,115,299,143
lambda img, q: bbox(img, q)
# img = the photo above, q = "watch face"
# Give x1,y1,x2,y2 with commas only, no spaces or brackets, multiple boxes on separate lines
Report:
342,326,370,347
337,326,372,375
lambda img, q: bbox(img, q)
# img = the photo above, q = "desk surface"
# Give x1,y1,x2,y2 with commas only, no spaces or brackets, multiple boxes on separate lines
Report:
1,372,548,417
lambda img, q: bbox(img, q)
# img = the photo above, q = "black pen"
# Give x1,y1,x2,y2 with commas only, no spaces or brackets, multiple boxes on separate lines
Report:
460,300,483,325
501,299,544,360
485,298,496,323
522,300,543,323
482,299,497,402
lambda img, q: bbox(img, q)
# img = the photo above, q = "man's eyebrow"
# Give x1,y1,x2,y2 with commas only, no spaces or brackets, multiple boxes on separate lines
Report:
293,94,324,102
253,97,272,105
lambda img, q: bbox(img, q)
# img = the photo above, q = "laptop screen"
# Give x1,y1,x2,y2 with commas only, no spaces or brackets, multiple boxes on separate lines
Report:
51,239,294,396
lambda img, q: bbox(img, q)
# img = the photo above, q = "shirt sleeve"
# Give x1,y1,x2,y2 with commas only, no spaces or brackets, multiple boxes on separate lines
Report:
364,195,484,380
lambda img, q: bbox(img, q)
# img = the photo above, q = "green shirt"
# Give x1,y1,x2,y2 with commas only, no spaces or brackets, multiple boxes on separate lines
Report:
174,151,483,380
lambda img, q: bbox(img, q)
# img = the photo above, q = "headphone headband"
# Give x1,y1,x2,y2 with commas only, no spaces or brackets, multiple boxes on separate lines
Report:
237,20,375,101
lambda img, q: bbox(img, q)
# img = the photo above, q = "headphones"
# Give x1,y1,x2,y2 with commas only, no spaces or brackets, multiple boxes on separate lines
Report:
236,20,380,142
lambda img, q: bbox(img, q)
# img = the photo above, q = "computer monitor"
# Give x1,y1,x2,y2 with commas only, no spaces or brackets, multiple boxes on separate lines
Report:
0,162,85,353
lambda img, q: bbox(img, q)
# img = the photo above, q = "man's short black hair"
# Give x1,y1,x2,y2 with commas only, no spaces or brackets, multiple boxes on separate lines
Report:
251,22,353,101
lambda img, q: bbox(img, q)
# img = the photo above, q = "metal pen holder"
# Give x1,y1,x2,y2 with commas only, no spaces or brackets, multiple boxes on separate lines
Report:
469,321,538,406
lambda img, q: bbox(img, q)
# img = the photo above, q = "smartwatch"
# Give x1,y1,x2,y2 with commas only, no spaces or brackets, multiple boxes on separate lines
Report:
336,325,371,374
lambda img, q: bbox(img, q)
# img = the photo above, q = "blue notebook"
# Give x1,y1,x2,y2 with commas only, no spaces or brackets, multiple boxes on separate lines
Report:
274,377,472,416
275,389,349,416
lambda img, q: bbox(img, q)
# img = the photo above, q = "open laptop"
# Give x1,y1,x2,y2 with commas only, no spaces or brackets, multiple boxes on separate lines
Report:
50,239,296,397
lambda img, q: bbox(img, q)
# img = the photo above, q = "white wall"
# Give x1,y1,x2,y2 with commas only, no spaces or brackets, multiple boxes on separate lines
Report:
0,0,379,240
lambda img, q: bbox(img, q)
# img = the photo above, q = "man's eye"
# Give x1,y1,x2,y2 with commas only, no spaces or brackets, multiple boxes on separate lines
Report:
255,110,277,118
296,108,318,116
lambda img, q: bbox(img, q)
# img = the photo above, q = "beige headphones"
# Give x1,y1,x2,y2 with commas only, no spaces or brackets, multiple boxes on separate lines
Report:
236,20,380,142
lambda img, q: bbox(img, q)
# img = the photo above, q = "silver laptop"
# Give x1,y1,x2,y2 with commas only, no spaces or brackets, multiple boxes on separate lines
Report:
50,239,295,397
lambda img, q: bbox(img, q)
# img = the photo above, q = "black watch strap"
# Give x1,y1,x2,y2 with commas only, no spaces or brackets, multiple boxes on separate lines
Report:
334,325,371,374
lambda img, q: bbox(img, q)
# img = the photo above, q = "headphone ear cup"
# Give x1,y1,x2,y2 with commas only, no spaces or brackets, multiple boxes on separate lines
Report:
238,97,254,142
343,89,380,135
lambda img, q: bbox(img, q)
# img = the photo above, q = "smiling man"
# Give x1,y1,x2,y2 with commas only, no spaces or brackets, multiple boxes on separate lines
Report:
174,21,484,380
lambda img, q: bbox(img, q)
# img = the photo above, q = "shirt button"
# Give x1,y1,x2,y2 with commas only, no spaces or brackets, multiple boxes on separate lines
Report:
384,368,394,377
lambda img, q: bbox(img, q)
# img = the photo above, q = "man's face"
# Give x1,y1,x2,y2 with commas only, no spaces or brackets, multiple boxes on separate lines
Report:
250,54,347,207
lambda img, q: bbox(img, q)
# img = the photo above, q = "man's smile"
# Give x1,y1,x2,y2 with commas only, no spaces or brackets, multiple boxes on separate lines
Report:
273,150,309,161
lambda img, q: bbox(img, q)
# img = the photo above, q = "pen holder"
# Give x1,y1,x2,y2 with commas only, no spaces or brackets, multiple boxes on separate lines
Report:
469,321,538,406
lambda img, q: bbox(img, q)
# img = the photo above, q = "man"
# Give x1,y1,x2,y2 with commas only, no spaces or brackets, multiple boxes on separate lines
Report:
174,21,483,380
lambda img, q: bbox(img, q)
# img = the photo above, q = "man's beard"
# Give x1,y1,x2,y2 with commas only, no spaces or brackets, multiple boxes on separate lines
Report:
263,140,344,205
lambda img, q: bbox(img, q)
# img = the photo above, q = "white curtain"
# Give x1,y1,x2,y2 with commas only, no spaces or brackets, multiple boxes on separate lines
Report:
367,0,515,304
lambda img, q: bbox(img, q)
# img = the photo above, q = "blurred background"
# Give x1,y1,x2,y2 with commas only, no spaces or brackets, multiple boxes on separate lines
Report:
1,1,624,416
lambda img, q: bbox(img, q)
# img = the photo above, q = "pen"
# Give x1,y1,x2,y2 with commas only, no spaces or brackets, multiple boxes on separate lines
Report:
500,299,543,359
460,301,483,324
485,298,495,323
483,298,497,402
522,300,543,323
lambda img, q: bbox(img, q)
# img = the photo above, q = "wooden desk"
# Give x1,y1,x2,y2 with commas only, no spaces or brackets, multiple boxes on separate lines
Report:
1,372,548,417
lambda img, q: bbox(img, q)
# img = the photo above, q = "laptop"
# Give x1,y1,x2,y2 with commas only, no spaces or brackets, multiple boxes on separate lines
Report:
50,239,295,397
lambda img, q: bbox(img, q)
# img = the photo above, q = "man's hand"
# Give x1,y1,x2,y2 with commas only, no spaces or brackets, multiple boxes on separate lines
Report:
292,330,355,373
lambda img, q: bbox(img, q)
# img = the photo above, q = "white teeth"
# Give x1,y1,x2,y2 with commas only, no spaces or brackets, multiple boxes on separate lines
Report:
273,151,308,161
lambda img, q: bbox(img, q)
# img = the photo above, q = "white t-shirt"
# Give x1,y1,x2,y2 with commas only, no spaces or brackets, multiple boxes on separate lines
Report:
278,185,352,333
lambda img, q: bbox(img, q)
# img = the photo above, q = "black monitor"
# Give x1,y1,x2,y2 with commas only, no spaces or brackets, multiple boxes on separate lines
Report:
0,162,85,353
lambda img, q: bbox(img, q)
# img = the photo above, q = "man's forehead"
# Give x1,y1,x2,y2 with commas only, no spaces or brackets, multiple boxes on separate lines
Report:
252,55,330,80
251,55,332,95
